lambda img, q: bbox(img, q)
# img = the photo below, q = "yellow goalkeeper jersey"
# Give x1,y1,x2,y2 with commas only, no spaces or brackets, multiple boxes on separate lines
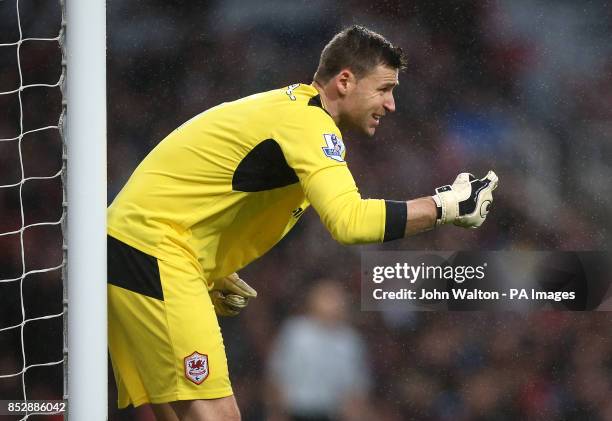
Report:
108,83,406,283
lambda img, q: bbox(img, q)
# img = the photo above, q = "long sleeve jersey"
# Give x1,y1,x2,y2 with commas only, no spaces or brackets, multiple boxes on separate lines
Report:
107,83,406,283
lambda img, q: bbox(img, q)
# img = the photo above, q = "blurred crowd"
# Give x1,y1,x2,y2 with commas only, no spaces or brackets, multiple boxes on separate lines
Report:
1,0,611,420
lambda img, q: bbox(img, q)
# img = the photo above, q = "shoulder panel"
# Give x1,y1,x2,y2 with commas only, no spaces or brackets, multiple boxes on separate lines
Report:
232,139,299,192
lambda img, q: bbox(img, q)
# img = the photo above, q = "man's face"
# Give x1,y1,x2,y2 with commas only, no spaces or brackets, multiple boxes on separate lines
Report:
338,64,399,137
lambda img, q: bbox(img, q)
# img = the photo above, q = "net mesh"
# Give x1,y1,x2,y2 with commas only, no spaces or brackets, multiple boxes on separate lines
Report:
0,0,65,418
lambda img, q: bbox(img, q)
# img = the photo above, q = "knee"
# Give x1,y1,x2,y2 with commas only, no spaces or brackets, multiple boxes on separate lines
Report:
210,406,239,421
225,400,241,421
166,397,241,421
204,396,240,421
228,412,241,421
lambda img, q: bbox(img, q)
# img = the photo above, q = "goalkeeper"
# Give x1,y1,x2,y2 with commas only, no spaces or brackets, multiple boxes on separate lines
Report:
107,25,498,420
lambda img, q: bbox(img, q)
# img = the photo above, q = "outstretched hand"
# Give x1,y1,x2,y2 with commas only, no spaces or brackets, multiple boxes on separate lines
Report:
433,170,499,228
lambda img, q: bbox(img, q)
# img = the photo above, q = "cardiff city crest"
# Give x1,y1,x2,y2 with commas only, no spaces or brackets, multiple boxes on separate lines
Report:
184,351,209,385
321,133,345,162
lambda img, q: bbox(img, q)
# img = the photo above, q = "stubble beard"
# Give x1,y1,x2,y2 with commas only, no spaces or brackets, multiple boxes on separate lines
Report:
338,111,375,138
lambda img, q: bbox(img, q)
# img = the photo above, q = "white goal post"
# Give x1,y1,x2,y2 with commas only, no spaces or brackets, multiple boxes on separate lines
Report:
65,0,107,419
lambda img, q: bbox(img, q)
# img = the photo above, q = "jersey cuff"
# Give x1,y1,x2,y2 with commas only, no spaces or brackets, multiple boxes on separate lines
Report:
383,200,407,242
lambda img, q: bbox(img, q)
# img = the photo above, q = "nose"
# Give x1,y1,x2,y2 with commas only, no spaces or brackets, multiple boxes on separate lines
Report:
384,92,396,113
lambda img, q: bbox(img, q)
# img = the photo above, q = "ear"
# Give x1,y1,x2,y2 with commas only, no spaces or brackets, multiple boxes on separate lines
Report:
334,69,356,97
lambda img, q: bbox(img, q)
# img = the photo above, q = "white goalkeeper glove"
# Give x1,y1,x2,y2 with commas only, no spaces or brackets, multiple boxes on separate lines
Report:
432,170,499,228
210,272,257,317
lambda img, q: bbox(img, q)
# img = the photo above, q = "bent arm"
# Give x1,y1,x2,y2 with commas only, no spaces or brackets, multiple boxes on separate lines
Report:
304,165,436,244
303,166,387,244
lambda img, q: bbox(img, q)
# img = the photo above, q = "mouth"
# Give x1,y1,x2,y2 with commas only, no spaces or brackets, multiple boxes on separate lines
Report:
372,114,382,126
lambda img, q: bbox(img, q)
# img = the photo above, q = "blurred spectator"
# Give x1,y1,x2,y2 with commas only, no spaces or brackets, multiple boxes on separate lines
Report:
266,280,373,421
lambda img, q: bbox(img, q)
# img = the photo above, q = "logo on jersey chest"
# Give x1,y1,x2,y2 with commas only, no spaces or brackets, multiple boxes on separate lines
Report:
184,351,209,385
321,133,345,162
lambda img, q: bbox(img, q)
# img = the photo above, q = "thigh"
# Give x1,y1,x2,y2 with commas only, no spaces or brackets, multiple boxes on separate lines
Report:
109,283,170,407
159,257,233,400
108,237,233,407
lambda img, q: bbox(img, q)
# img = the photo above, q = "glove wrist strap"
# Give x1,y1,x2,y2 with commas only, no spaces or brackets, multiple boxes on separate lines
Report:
433,186,459,226
431,194,444,227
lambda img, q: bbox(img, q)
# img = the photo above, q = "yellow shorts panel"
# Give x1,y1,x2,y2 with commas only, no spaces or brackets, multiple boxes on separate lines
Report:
108,237,232,408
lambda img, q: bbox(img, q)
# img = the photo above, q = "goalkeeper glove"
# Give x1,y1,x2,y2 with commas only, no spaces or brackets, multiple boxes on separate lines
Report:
210,273,257,317
432,170,499,228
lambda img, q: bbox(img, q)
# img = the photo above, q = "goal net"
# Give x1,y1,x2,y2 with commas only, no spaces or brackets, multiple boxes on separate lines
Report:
0,1,107,419
0,0,65,419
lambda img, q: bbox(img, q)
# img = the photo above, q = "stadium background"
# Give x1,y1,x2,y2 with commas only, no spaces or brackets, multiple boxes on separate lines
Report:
0,0,611,420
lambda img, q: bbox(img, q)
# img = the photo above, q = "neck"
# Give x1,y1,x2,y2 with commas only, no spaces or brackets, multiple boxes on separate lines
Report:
311,80,341,126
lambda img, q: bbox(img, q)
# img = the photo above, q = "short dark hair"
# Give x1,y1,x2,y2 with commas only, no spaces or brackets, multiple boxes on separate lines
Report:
314,25,407,84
